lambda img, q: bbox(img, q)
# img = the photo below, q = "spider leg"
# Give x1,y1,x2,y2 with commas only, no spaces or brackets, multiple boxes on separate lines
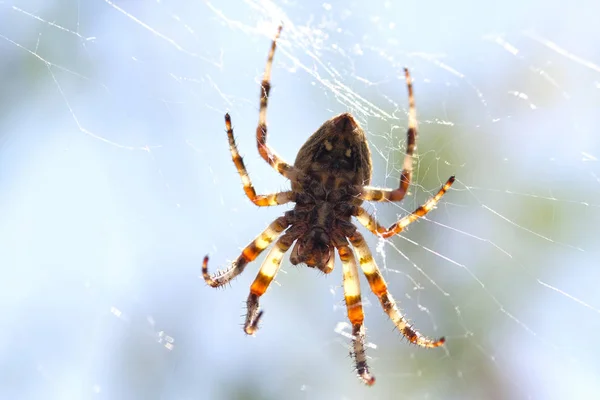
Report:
225,113,295,206
255,25,298,181
348,231,445,348
360,68,419,203
244,231,295,334
202,216,289,288
355,176,455,239
337,242,376,386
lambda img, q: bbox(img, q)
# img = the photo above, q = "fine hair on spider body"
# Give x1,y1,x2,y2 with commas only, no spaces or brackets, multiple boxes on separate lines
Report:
202,24,455,386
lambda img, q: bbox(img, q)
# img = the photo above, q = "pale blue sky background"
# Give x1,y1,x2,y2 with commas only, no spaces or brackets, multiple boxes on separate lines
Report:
1,1,600,399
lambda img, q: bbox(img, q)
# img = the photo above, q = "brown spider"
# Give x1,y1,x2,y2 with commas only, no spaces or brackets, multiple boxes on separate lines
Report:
202,25,455,386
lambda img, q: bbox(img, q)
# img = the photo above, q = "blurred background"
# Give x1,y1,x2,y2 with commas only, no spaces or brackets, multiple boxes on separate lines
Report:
1,0,599,399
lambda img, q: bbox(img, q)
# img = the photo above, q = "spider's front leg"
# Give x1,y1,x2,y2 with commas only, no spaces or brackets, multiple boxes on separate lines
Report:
354,176,455,239
244,230,296,335
349,231,445,348
337,241,376,386
202,216,289,287
225,113,296,207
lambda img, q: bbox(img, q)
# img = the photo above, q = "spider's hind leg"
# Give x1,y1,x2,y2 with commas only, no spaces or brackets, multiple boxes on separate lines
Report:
359,69,419,203
225,113,296,207
254,25,299,181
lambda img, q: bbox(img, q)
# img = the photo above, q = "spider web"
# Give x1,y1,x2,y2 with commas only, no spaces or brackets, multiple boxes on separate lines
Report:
1,0,599,399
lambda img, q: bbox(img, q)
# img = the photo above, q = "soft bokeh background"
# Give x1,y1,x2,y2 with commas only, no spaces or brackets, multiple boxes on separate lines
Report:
1,1,600,399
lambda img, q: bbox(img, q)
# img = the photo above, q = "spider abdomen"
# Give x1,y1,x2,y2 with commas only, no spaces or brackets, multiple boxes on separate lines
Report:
292,113,373,192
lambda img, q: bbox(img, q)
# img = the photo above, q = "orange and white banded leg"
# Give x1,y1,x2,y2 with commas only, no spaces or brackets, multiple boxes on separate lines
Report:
225,113,295,206
355,176,455,239
349,231,445,348
245,231,295,335
255,25,298,181
360,68,419,203
338,243,376,386
202,216,289,288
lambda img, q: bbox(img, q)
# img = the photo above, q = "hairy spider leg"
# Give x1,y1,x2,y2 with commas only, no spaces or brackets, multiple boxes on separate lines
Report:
202,216,289,287
349,231,445,348
225,113,295,207
360,69,419,202
338,243,376,386
244,230,296,334
355,176,455,239
255,25,299,180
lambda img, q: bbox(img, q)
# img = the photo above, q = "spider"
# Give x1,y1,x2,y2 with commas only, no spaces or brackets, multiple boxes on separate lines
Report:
202,25,455,386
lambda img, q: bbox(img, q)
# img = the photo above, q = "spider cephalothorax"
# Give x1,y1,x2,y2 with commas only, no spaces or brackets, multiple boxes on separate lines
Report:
202,25,455,386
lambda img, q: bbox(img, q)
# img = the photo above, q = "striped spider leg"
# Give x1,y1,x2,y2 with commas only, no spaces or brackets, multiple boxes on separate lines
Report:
349,230,446,349
255,25,298,181
244,228,298,334
360,68,454,206
354,176,455,239
203,25,301,333
337,238,376,385
202,216,290,288
225,113,296,207
360,69,420,203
